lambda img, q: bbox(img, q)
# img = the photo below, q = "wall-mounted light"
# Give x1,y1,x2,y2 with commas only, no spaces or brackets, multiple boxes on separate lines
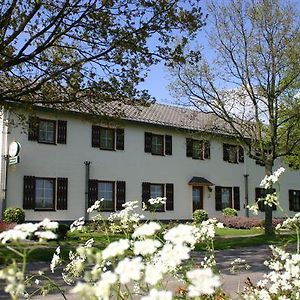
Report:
207,186,213,198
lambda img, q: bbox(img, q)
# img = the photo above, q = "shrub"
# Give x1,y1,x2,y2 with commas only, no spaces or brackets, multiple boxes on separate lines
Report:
222,208,238,217
216,216,262,229
0,221,16,232
56,224,69,240
3,207,25,224
192,209,208,224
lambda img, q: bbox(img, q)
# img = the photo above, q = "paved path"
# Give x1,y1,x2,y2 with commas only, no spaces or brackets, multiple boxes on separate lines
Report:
0,245,277,299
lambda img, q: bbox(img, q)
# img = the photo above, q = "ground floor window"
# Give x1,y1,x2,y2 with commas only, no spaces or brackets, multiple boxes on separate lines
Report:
35,178,55,210
192,186,203,211
98,181,114,211
215,186,240,211
289,190,300,212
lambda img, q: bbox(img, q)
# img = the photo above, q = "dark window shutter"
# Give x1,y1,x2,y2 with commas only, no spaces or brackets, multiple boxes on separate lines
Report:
23,176,35,209
238,146,244,163
57,178,68,210
57,120,67,144
166,183,174,211
142,182,151,209
92,126,101,148
215,186,222,211
144,132,152,153
233,187,240,210
88,179,98,207
116,129,124,150
28,116,38,141
204,141,210,159
223,144,229,161
186,138,193,157
289,190,295,211
116,181,126,210
165,135,172,155
255,188,265,211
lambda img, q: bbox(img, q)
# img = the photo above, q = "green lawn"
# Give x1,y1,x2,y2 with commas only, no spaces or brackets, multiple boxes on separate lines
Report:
0,228,297,263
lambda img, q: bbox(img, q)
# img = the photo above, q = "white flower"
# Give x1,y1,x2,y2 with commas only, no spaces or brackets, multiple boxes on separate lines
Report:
14,223,39,233
148,197,166,205
133,239,161,256
94,271,117,300
70,217,85,232
164,224,200,246
260,167,285,189
115,257,144,284
144,264,164,285
35,279,40,285
38,218,59,230
34,231,57,240
71,282,96,298
102,239,130,260
187,268,220,296
132,222,161,238
141,289,172,300
87,199,104,213
50,247,61,273
0,229,29,244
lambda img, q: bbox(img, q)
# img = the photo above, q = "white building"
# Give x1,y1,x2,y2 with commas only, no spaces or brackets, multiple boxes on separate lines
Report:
1,102,300,222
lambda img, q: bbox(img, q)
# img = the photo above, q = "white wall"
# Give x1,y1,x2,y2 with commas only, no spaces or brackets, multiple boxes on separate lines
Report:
5,109,300,221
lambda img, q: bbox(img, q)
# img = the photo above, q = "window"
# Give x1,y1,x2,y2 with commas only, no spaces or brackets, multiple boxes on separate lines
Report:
215,186,240,211
186,138,210,160
100,128,115,150
151,134,164,155
23,176,68,210
255,188,276,211
28,117,67,144
92,126,124,151
88,180,126,211
142,182,174,211
98,181,114,210
35,178,55,210
193,186,203,211
223,144,244,163
289,190,300,212
144,132,172,156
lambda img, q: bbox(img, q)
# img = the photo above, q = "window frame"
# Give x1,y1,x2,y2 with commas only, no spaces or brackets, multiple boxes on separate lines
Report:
97,180,115,211
151,134,164,156
150,183,165,211
290,189,300,212
192,186,203,211
38,119,57,145
223,144,244,164
34,177,56,211
220,186,233,209
100,127,115,151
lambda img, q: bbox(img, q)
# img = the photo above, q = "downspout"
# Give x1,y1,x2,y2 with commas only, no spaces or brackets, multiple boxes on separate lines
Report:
244,153,249,217
84,161,91,221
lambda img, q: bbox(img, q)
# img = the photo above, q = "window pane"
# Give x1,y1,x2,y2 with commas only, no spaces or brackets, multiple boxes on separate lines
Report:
39,120,55,143
193,187,202,211
151,135,163,155
192,140,202,159
221,187,231,208
228,146,238,163
35,179,54,209
99,182,113,210
150,184,163,198
100,128,114,149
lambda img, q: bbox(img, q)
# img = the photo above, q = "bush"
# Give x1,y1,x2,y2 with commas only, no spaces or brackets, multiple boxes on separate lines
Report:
192,209,208,224
0,221,16,232
216,216,262,229
222,208,238,217
3,207,25,224
56,224,69,240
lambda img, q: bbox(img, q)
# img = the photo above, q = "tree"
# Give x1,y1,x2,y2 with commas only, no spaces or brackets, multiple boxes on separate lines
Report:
0,0,204,112
171,0,300,235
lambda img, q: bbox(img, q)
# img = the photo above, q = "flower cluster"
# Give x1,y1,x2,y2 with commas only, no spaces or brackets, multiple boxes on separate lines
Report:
0,218,58,243
242,246,300,299
276,213,300,231
70,217,85,232
260,167,285,189
87,199,104,213
148,197,166,205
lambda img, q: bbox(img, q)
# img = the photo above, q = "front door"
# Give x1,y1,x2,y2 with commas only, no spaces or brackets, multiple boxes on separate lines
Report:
192,186,203,212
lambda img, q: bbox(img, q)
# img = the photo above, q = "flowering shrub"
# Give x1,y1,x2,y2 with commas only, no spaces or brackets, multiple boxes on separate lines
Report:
222,207,238,217
0,220,16,233
3,207,25,224
192,209,209,224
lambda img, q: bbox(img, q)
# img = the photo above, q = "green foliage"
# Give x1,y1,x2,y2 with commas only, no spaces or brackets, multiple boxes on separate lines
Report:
192,209,208,224
3,207,25,224
56,224,69,240
222,208,238,217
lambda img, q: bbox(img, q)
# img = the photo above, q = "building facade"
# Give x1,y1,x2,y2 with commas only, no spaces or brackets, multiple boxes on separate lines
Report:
1,103,300,222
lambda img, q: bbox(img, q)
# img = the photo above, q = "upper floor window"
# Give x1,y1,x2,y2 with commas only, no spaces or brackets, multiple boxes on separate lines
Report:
145,132,172,156
186,138,210,160
215,186,240,211
223,144,244,163
28,117,67,144
92,126,124,151
289,190,300,212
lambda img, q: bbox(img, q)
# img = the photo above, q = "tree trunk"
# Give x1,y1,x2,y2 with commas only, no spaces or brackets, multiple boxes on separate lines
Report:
264,161,273,235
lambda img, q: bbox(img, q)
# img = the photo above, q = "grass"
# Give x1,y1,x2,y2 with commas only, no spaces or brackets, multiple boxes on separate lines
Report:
0,227,297,263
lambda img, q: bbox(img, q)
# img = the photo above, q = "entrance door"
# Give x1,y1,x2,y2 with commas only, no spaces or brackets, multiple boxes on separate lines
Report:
192,186,203,211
